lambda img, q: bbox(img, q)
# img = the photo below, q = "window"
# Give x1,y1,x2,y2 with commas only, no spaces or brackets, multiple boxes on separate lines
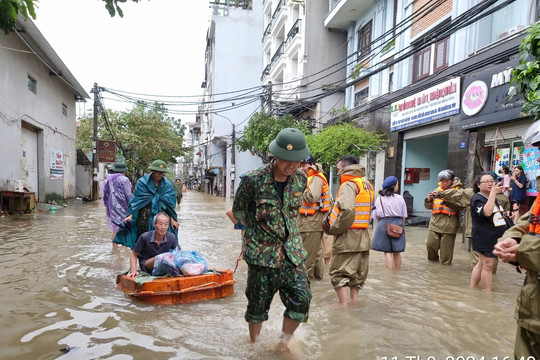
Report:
388,71,394,93
28,76,36,94
413,46,431,81
354,87,369,108
62,103,68,117
433,38,449,73
357,21,372,59
412,36,449,82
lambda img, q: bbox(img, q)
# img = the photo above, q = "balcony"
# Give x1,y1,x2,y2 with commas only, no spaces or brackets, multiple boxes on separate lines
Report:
286,18,301,43
260,64,272,82
261,0,284,42
324,0,375,30
271,42,285,64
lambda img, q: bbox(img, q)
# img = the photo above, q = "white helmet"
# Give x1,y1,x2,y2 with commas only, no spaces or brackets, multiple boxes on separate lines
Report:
523,121,540,146
438,169,455,181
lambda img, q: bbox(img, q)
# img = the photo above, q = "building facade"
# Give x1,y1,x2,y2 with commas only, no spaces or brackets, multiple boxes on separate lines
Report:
324,0,536,214
0,16,89,202
198,0,264,197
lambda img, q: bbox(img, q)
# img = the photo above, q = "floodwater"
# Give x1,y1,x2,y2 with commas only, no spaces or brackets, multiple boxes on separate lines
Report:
0,191,524,359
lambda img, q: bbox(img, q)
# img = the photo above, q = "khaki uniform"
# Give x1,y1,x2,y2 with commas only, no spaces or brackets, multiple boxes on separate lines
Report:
327,165,371,290
500,208,540,359
424,177,465,265
443,188,509,271
299,164,326,279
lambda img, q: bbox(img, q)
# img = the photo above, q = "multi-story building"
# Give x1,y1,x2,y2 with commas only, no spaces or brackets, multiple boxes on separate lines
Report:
262,0,347,125
198,0,264,197
0,16,89,203
324,0,536,214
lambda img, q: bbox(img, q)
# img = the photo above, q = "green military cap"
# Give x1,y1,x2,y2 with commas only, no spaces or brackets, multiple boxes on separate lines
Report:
269,128,310,161
148,160,169,173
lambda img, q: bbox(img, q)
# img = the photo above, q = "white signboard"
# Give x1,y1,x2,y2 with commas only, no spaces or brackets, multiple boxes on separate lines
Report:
50,148,64,179
390,78,461,132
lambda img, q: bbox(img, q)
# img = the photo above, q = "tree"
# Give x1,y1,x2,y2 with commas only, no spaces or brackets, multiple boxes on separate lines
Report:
236,112,310,163
77,103,185,182
0,0,140,34
305,123,386,171
509,22,540,119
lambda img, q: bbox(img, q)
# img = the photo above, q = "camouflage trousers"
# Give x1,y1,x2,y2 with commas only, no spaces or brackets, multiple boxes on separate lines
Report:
245,260,311,324
515,326,540,359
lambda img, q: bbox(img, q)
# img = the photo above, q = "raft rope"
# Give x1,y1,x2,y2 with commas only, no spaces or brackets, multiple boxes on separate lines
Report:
233,249,243,273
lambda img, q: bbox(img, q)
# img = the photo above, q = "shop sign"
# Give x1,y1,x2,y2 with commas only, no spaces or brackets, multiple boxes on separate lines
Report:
97,140,116,163
460,58,525,130
494,148,510,175
390,78,460,132
50,148,64,180
520,147,539,196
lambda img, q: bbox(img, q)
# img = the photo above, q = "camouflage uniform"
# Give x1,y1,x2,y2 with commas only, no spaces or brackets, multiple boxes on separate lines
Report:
424,177,465,265
298,163,327,279
233,160,311,323
500,208,540,359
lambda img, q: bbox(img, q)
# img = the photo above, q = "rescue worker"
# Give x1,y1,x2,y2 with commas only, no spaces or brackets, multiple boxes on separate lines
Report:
232,128,311,353
424,169,464,265
439,171,510,272
493,121,540,359
299,154,331,280
323,155,373,306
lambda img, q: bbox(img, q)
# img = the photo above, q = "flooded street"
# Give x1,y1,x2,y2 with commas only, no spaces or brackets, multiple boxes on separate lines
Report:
0,191,524,359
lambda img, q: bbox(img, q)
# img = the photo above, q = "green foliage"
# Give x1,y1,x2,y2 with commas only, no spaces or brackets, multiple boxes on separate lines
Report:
236,112,310,163
76,103,185,182
350,63,364,80
382,38,396,53
305,123,387,171
0,0,140,33
510,22,540,119
0,0,36,34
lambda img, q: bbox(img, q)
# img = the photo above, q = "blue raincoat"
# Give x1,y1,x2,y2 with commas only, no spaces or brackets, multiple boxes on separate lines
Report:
114,173,178,249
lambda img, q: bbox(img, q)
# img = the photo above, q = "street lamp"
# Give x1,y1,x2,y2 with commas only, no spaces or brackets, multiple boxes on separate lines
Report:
212,112,236,199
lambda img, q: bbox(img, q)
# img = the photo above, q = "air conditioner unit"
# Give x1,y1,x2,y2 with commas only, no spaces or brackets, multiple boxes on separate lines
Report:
497,25,525,40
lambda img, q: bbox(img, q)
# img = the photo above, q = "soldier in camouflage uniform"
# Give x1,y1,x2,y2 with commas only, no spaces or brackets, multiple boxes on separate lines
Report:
494,122,540,359
232,128,311,351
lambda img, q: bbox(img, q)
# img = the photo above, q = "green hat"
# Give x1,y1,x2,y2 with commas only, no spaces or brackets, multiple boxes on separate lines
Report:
112,162,127,172
148,160,169,173
269,128,310,161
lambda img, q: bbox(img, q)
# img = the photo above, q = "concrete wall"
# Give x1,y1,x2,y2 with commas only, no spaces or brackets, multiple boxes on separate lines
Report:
0,31,79,201
304,1,347,124
210,0,264,195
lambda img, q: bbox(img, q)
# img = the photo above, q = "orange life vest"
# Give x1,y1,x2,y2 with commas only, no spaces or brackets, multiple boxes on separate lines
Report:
528,199,540,236
300,169,331,216
431,185,458,216
328,174,374,229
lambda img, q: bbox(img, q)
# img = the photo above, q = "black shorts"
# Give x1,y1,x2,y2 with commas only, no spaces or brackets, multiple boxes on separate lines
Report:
477,250,495,258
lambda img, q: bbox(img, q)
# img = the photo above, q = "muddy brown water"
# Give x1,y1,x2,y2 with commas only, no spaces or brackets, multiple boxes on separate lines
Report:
0,191,522,359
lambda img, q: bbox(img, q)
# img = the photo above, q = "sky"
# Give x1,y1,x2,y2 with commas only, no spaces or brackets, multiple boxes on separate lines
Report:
34,0,211,123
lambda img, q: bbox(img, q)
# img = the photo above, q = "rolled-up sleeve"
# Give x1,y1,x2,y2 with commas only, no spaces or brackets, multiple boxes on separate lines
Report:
233,177,251,221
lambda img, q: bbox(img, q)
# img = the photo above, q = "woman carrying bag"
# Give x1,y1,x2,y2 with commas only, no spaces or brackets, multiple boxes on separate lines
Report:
372,176,408,269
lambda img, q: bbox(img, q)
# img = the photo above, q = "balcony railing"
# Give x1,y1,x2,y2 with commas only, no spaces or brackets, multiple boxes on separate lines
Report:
286,18,301,43
262,22,273,43
262,0,284,42
260,63,272,81
271,42,285,64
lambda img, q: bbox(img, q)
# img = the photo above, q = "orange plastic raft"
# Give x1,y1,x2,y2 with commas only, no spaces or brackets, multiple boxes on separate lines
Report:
116,269,236,305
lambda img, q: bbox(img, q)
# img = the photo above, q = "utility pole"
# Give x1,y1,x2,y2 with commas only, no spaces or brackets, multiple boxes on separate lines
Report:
92,83,99,201
230,123,235,199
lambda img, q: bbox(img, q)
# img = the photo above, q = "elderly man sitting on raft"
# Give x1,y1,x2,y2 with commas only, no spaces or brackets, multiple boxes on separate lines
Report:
127,212,180,277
